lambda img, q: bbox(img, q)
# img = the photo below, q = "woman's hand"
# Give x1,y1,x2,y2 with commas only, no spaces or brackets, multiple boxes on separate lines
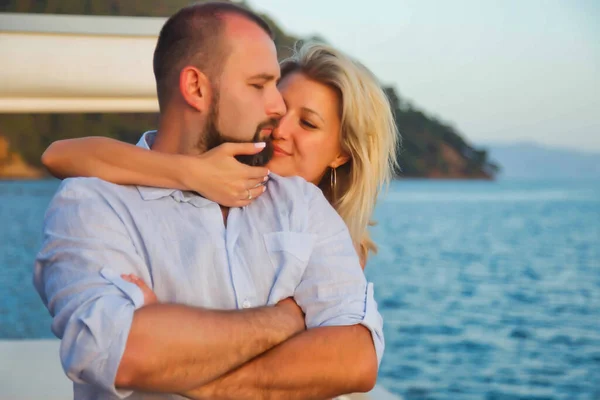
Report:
179,142,270,208
121,274,158,306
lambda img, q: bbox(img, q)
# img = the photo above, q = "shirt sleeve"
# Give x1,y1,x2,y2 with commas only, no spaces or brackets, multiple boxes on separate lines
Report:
293,186,385,366
33,179,147,398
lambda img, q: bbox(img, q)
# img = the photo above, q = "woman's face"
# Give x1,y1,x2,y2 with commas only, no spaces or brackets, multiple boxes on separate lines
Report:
267,72,348,185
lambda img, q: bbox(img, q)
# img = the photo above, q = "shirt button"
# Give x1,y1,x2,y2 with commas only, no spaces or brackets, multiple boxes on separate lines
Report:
242,299,251,309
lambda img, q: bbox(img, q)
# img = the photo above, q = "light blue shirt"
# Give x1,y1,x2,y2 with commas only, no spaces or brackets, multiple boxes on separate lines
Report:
33,131,384,399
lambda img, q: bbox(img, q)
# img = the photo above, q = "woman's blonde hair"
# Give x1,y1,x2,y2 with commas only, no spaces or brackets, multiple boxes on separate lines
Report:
280,42,400,264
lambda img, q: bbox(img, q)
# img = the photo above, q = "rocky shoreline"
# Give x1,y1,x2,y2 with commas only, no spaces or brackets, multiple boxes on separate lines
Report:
0,136,45,180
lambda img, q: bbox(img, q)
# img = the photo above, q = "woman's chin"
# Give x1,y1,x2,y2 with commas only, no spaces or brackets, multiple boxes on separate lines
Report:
266,159,295,178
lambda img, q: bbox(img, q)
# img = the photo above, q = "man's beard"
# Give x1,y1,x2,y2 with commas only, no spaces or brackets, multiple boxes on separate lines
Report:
202,101,276,167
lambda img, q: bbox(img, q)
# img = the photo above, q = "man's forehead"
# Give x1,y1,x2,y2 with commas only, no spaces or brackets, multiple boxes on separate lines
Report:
222,13,270,42
222,15,280,78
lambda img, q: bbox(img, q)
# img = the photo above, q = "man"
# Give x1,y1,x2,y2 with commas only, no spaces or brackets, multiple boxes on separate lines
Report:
34,3,383,399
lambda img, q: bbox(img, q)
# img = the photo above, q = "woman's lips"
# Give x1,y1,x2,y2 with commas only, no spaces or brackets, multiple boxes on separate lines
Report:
273,144,291,156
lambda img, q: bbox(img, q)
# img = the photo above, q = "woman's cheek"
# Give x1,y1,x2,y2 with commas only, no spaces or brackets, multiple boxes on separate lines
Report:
302,157,323,184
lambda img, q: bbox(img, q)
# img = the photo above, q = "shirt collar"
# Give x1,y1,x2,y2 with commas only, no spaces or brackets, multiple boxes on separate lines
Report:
136,130,155,150
135,131,213,208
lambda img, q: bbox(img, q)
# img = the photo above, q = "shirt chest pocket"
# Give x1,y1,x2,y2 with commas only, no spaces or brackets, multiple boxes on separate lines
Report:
263,231,316,305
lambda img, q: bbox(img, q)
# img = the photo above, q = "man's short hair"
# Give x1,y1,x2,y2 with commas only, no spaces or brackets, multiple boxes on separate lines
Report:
153,2,273,110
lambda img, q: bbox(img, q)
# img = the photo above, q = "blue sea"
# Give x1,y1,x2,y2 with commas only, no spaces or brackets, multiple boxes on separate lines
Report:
1,179,599,400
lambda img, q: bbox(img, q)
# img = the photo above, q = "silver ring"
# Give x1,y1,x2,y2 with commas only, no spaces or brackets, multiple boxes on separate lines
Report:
247,189,252,200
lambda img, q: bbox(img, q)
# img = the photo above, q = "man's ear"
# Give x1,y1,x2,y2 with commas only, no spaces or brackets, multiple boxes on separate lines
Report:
179,66,212,112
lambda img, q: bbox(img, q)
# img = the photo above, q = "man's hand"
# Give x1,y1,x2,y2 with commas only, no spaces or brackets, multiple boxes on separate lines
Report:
122,274,158,306
275,297,305,332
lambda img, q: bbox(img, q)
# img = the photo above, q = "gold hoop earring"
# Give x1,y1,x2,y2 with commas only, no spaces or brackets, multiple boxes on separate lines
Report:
330,167,337,198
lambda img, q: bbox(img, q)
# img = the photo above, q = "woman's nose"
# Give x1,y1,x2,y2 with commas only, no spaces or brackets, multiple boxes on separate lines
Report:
272,114,292,140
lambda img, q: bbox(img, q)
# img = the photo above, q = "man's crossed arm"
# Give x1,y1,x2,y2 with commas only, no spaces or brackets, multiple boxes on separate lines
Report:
115,300,305,393
183,321,378,400
119,278,379,399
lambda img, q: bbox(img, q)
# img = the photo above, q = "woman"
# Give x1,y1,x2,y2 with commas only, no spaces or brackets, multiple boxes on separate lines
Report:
42,42,399,269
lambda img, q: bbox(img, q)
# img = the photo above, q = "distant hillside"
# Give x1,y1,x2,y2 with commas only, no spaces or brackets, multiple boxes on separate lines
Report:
483,142,600,180
0,136,43,179
385,89,498,179
0,0,498,180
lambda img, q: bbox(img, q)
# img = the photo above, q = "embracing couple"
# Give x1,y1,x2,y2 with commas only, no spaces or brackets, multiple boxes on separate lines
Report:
34,2,399,399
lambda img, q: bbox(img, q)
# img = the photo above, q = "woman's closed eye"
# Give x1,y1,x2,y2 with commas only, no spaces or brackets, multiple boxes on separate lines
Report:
300,119,318,129
251,84,264,90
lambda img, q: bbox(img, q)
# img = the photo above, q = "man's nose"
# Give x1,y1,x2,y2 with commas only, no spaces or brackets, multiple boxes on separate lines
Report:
266,89,286,119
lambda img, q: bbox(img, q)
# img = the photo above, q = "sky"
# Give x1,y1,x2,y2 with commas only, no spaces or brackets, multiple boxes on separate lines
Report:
249,0,600,152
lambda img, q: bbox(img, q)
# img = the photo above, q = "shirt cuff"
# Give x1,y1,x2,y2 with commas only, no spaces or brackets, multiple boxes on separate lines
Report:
360,282,385,366
61,294,136,399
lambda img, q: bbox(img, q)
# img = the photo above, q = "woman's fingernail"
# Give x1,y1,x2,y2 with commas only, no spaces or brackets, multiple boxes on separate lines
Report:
255,142,266,148
263,176,268,182
262,186,267,192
